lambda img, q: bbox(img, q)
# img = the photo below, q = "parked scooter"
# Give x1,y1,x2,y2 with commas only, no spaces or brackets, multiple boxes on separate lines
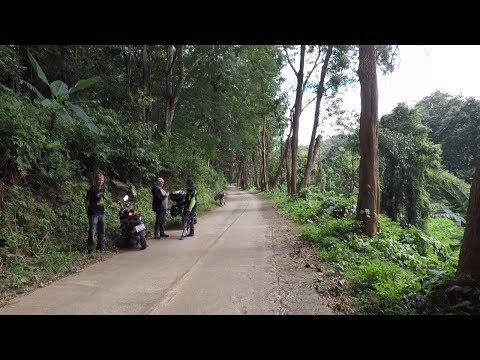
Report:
119,195,147,249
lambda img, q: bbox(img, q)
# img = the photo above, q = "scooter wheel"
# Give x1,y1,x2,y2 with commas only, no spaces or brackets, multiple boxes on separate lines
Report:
139,232,147,249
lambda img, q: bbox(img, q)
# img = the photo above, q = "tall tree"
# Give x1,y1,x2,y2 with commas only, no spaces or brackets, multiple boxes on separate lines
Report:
456,155,480,284
140,45,151,122
286,135,292,194
123,46,133,98
163,45,207,136
356,45,380,237
259,115,269,190
272,124,292,189
289,45,305,196
301,45,333,189
283,45,320,195
164,45,182,135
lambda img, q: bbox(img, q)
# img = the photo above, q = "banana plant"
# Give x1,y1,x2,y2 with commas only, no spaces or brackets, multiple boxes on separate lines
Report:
23,50,101,134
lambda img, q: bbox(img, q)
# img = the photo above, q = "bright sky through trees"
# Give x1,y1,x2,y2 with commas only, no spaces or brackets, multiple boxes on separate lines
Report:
282,45,480,145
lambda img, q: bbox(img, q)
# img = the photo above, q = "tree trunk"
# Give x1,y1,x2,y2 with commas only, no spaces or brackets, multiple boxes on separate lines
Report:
315,161,325,192
350,149,355,195
123,49,132,98
273,125,292,189
253,151,259,190
381,159,397,220
236,159,242,188
356,45,380,237
143,45,150,95
242,163,247,189
164,45,175,135
60,45,66,81
272,137,286,189
253,141,265,191
456,155,480,284
301,45,333,190
142,45,150,122
289,45,306,196
257,139,262,190
286,137,292,195
260,115,269,191
164,45,203,136
301,134,322,188
163,45,186,136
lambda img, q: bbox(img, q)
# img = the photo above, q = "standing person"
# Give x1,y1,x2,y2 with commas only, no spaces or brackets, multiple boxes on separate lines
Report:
180,179,197,240
85,173,106,254
152,177,169,238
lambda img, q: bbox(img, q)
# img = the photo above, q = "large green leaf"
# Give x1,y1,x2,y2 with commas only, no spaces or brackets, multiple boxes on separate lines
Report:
27,51,50,87
68,102,100,134
40,98,52,108
55,106,73,124
50,80,69,98
69,76,101,95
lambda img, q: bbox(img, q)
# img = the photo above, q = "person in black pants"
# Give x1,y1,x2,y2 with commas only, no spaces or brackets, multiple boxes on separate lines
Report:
180,179,197,240
152,177,169,238
85,173,106,253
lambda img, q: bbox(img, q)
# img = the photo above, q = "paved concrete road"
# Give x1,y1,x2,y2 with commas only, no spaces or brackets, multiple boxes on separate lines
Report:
0,186,333,315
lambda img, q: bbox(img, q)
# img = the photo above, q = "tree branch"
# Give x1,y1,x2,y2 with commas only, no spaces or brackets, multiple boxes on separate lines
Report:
172,45,185,102
390,45,400,70
303,46,323,91
184,46,212,78
283,46,298,77
165,45,177,75
301,96,318,112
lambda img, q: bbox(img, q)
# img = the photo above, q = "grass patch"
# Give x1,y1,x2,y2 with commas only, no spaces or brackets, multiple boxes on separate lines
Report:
264,188,465,314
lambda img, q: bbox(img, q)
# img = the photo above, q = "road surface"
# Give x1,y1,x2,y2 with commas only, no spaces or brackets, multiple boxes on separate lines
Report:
0,187,334,315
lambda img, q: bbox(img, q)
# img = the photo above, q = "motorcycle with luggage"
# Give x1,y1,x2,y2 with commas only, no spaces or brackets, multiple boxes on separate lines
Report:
119,195,147,249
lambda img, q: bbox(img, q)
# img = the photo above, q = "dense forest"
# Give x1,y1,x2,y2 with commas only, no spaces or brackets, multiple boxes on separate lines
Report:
0,45,479,314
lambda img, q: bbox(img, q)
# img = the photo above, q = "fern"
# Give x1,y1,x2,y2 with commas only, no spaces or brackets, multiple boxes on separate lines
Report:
111,179,130,192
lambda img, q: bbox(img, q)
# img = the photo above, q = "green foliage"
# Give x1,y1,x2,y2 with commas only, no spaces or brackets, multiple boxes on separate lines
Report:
427,217,463,251
0,44,286,298
375,45,398,75
319,134,360,196
0,175,224,298
266,189,463,314
0,182,94,297
311,191,357,219
0,45,476,315
416,91,480,180
0,45,25,84
430,203,466,227
25,50,101,133
347,259,419,314
425,168,470,217
379,103,442,229
0,92,71,188
171,45,287,186
268,188,322,223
